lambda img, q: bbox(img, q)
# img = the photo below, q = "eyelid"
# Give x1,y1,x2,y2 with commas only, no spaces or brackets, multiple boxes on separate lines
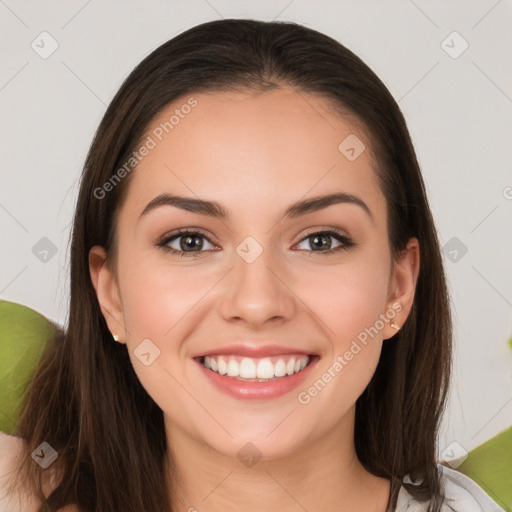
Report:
155,227,217,246
297,225,350,241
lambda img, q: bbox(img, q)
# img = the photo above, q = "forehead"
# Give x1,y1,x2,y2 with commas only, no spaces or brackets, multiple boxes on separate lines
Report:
122,87,385,222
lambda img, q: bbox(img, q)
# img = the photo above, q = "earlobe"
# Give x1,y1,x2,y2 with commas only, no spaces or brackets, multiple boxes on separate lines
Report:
89,246,127,343
383,237,420,340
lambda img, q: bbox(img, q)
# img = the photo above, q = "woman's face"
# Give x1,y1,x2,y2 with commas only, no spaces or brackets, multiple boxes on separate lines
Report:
90,87,418,460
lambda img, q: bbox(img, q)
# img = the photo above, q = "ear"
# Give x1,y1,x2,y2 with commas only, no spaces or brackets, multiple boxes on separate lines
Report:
382,237,420,340
89,246,127,344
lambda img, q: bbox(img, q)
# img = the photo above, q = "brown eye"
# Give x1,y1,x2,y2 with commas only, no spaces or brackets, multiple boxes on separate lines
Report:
295,230,354,254
158,230,216,257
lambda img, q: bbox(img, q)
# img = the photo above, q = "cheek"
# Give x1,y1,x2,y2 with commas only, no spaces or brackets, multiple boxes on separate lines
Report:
293,286,388,422
115,252,210,410
296,257,390,341
293,254,391,403
118,248,214,341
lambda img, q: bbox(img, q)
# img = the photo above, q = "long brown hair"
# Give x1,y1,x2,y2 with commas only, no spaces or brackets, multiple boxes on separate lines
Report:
11,19,451,511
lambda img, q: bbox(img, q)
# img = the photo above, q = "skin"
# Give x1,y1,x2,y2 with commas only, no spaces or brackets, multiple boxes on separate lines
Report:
90,87,420,512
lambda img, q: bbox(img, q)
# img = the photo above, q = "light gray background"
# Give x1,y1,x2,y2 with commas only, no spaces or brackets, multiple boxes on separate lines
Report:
1,0,511,460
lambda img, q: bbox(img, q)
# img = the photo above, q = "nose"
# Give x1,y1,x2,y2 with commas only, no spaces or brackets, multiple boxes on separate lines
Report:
218,243,297,329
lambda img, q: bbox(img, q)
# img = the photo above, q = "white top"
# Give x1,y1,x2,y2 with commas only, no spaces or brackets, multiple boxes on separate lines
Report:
395,464,505,511
0,431,506,511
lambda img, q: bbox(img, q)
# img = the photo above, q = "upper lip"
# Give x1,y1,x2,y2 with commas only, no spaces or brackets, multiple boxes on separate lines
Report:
192,343,316,359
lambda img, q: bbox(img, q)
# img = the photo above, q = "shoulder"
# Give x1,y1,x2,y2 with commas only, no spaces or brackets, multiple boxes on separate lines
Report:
395,464,505,511
0,430,32,512
0,431,79,512
437,465,505,511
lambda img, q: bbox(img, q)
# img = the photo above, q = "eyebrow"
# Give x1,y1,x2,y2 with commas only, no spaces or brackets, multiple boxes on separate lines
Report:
139,192,374,223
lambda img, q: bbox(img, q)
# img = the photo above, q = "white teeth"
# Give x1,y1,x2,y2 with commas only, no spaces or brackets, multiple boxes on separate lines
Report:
257,359,274,379
274,359,287,377
217,357,227,375
227,359,239,377
200,355,311,380
239,358,257,378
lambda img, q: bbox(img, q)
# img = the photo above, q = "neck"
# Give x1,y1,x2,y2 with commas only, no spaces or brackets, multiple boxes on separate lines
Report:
165,408,391,512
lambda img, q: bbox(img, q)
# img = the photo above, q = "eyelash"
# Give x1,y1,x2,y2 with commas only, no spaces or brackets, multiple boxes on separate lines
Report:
156,228,355,258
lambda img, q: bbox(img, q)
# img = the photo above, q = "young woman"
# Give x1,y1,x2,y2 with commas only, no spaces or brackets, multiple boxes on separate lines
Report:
0,18,504,512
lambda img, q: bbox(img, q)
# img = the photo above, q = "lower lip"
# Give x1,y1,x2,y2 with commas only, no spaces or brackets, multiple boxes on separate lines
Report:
194,356,319,400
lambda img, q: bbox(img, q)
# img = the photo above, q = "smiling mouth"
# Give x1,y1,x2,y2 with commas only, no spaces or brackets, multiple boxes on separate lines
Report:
195,354,317,382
